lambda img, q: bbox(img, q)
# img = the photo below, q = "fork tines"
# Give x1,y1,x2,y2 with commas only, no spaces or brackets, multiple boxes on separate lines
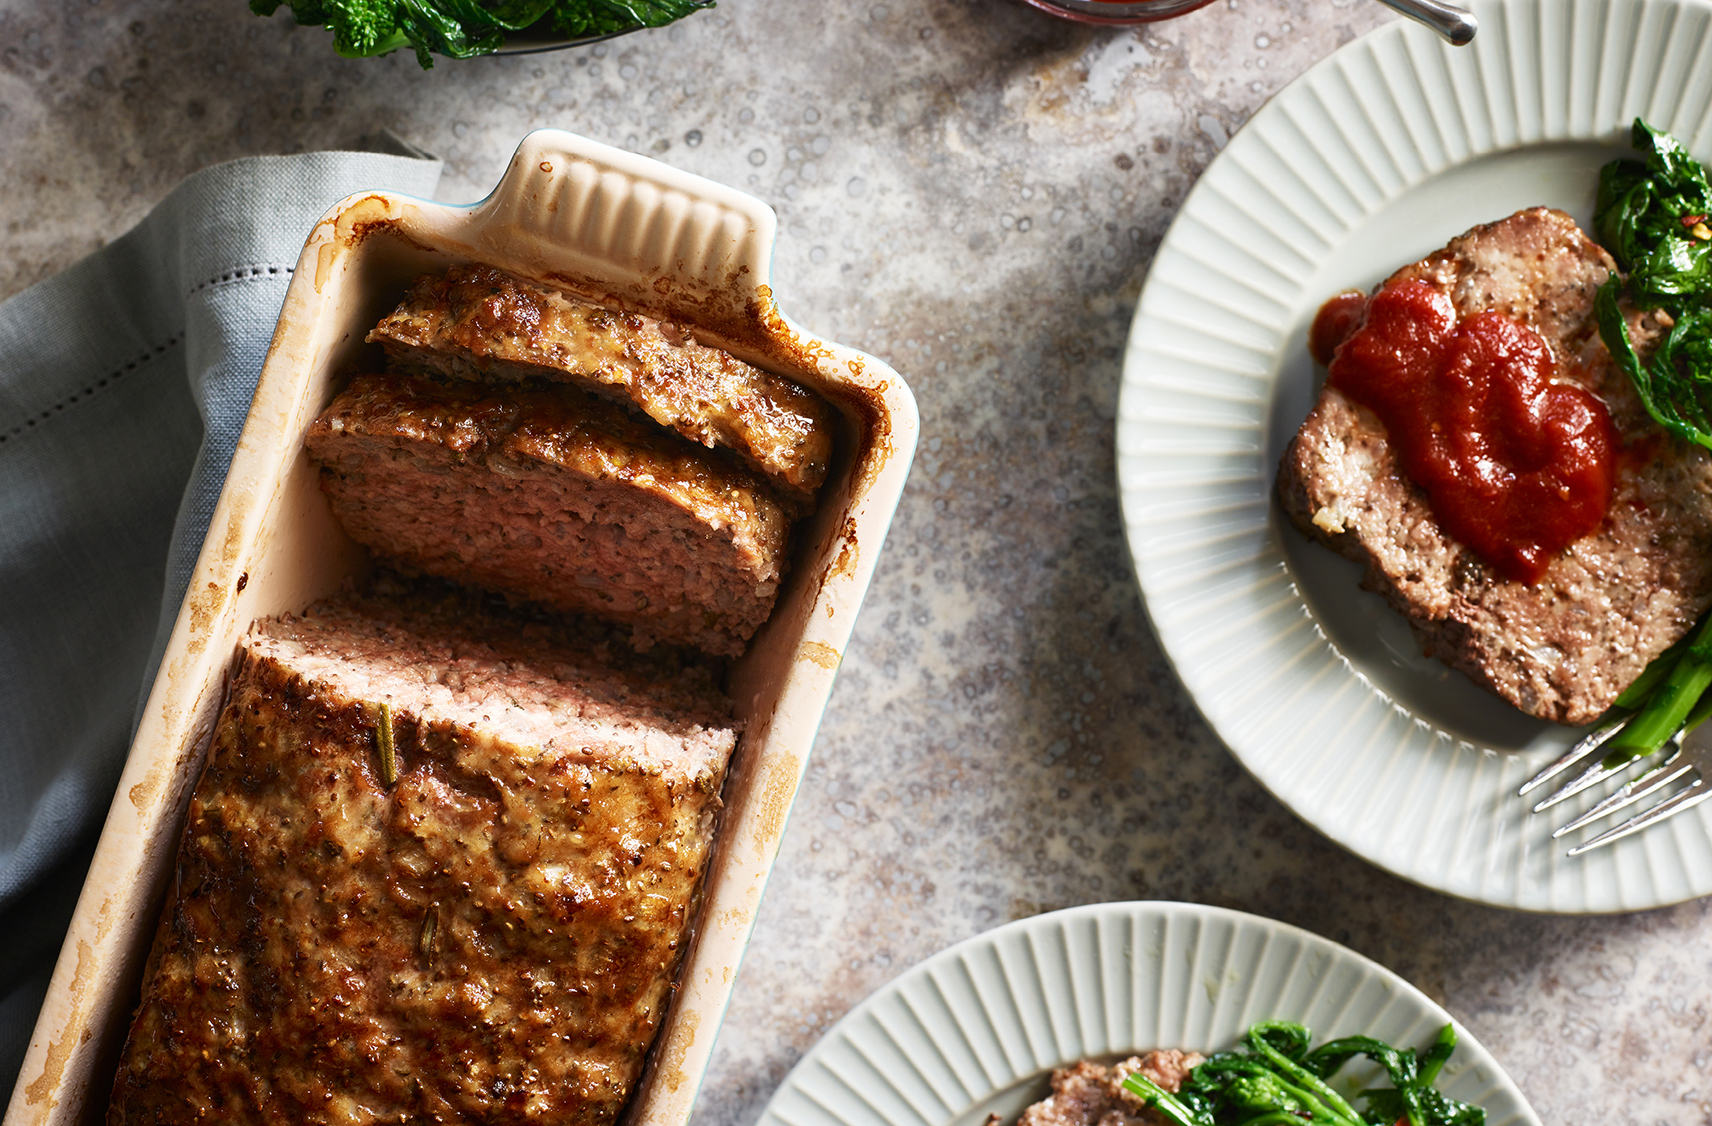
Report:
1524,712,1709,856
1565,774,1711,856
1518,715,1629,800
1551,745,1686,837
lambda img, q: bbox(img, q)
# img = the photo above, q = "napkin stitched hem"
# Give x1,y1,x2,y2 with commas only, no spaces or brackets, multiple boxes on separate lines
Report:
0,336,185,444
188,262,296,296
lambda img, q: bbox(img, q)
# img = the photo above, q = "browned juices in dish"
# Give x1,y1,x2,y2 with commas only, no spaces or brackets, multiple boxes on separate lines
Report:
1324,278,1618,584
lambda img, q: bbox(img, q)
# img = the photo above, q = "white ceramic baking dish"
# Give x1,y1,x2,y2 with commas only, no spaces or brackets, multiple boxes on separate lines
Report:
6,130,918,1126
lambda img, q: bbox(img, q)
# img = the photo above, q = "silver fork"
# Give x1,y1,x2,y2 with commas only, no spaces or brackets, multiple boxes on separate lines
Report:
1520,718,1712,856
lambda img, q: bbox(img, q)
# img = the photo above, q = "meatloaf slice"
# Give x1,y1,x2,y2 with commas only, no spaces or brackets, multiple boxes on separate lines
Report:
109,593,737,1126
306,372,790,657
1011,1051,1205,1126
1278,207,1712,724
370,265,834,507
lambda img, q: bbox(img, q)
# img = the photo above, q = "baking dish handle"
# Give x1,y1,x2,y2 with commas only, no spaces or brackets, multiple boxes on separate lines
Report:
463,128,779,318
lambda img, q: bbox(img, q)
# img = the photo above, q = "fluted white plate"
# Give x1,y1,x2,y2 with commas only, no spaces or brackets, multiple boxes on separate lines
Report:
1117,0,1712,912
757,903,1537,1126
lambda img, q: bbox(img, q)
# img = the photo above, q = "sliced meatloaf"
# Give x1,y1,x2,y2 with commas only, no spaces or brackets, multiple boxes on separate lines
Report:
108,592,736,1126
370,265,834,507
306,372,790,657
1278,207,1712,725
1008,1051,1204,1126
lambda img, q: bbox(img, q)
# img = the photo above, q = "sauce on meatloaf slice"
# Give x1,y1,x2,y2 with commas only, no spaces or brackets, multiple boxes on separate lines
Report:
1278,207,1712,725
307,372,789,658
108,592,736,1126
370,265,834,508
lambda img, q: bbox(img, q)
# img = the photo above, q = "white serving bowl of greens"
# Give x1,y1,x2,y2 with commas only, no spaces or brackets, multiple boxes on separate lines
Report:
249,0,713,66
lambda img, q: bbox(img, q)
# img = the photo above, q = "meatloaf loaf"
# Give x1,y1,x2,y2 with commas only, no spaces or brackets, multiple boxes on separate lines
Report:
1279,207,1712,724
306,372,789,657
109,590,736,1126
1004,1051,1204,1126
370,264,833,508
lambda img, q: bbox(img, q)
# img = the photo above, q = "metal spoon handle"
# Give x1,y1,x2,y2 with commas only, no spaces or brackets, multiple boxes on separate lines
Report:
1374,0,1478,44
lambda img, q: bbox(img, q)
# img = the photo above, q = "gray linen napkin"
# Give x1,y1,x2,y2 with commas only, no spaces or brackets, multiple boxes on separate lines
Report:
0,145,442,1097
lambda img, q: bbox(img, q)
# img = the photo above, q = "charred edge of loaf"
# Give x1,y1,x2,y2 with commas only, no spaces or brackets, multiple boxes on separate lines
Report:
108,598,737,1126
1014,1051,1205,1126
368,264,834,508
306,372,790,659
1277,207,1712,725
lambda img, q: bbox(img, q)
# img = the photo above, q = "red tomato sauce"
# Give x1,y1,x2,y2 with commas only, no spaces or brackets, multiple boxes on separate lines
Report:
1322,279,1617,584
1309,290,1367,365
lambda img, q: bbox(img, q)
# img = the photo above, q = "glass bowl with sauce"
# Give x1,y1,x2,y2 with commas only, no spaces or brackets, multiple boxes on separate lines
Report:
1012,0,1218,23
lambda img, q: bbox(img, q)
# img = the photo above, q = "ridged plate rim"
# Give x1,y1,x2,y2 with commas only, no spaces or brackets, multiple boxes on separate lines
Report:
755,902,1539,1126
1117,0,1712,913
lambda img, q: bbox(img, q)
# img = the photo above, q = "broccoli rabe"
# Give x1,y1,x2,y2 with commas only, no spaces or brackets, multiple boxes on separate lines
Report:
1595,119,1712,451
1122,1021,1485,1126
249,0,714,67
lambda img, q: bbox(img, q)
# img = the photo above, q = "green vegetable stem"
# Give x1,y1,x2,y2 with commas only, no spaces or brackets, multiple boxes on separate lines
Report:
250,0,715,67
1120,1021,1485,1126
1601,609,1712,766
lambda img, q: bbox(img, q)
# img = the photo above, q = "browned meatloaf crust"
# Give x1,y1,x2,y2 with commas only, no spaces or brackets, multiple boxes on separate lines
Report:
370,264,834,507
1278,207,1712,725
109,592,736,1126
306,372,790,657
1009,1051,1205,1126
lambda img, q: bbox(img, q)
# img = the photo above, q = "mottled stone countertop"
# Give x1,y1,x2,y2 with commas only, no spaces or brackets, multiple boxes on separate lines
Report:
4,0,1709,1123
